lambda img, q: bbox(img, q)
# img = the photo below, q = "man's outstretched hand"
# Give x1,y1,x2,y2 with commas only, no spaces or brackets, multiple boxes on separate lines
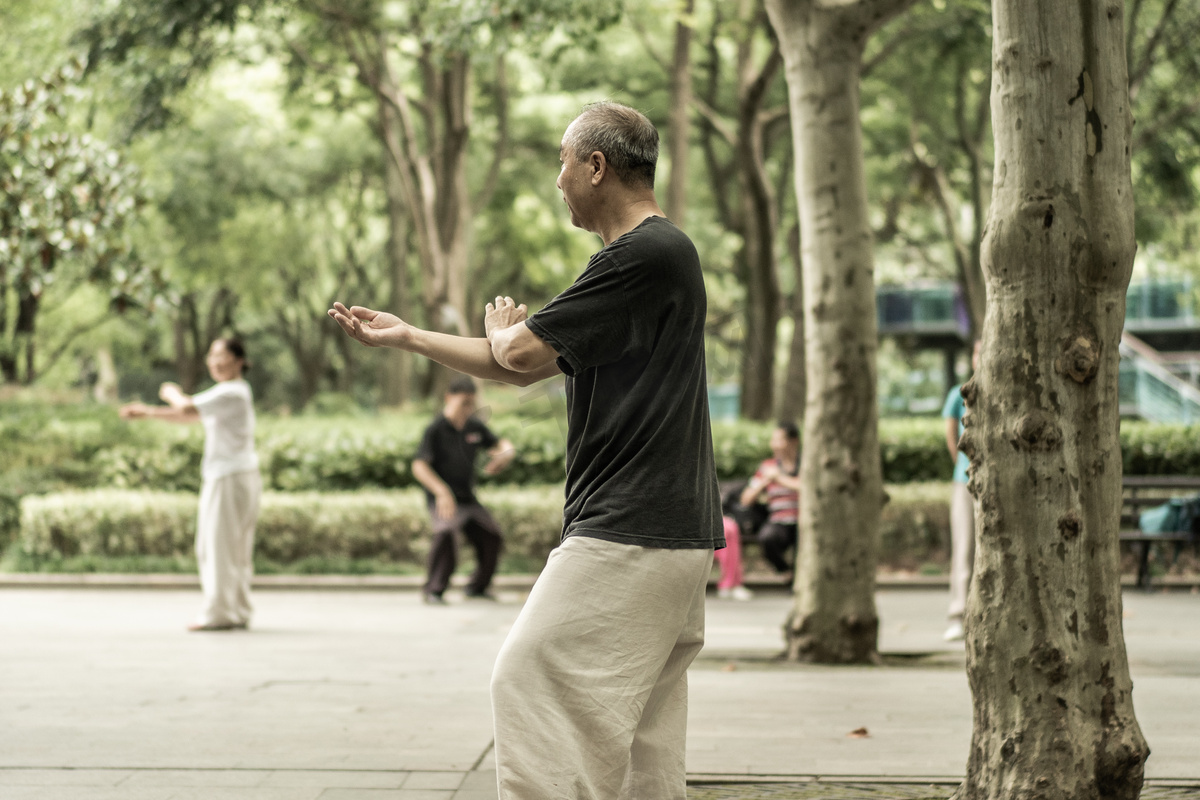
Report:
328,302,410,349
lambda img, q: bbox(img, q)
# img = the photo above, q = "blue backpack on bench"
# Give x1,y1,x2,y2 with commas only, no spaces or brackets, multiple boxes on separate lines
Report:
1139,494,1200,536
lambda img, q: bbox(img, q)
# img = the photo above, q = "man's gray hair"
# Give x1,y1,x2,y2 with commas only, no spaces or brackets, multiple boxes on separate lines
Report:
563,102,658,190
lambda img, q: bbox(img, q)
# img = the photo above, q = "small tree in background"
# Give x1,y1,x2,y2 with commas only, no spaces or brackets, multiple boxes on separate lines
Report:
0,61,160,384
765,0,917,663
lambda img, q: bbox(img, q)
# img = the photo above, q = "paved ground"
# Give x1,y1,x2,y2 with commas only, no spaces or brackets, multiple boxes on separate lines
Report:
1,583,1197,799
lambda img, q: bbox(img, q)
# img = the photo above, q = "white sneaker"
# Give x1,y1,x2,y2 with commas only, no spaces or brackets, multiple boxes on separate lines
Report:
943,620,965,642
717,587,732,599
730,586,754,601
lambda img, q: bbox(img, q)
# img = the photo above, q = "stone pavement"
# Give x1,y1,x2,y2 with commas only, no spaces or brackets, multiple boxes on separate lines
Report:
1,583,1197,799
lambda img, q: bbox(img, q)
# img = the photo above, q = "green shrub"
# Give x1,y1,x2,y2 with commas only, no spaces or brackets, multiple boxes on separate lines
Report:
12,396,1200,498
11,483,960,573
15,486,566,571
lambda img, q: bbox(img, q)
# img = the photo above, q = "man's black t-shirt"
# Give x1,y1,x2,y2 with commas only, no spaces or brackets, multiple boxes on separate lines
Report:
525,216,723,550
414,415,499,504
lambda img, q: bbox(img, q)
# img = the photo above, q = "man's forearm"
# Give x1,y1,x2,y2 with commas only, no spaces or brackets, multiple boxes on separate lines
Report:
407,328,548,387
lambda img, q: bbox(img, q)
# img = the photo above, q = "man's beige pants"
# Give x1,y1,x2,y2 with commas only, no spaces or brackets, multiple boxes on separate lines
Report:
195,470,261,627
491,535,713,799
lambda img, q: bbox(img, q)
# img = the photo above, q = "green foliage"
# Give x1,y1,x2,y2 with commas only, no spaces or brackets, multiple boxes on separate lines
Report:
14,486,565,570
10,482,963,573
1121,421,1200,476
0,61,164,383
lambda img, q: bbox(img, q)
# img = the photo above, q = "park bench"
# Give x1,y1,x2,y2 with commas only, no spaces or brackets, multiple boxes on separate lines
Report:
1119,475,1200,589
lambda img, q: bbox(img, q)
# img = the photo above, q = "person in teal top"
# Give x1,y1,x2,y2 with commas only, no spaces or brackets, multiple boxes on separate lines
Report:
941,340,980,642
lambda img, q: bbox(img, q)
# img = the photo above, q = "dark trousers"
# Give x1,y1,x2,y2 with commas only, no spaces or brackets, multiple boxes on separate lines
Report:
424,502,504,595
757,521,797,574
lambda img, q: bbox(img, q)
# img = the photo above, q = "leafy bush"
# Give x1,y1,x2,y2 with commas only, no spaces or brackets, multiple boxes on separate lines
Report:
11,397,1200,501
12,483,960,572
15,486,566,571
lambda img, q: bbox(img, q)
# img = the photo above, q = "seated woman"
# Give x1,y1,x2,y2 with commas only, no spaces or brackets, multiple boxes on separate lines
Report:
740,421,800,576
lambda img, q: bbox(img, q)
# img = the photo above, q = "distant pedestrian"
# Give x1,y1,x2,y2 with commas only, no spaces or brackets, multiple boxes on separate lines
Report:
120,338,261,632
941,340,981,642
412,376,515,604
740,421,801,577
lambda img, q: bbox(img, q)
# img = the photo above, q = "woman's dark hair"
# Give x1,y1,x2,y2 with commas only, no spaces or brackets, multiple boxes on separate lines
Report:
217,337,250,372
776,420,799,440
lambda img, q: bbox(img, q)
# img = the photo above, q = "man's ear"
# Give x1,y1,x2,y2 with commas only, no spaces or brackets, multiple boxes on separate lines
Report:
589,151,607,185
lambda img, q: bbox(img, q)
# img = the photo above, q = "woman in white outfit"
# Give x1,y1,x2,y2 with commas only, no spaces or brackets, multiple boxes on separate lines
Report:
120,338,262,632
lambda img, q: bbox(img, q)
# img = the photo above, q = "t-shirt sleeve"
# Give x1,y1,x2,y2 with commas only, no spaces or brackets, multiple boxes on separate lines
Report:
191,383,242,419
941,386,964,420
526,254,658,377
414,422,438,464
477,421,500,450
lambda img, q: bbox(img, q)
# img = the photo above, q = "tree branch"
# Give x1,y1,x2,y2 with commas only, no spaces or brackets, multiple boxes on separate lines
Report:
472,54,509,217
1128,0,1180,99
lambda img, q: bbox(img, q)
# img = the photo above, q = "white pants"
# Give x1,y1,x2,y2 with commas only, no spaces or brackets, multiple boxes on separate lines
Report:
948,481,975,620
490,535,713,800
195,470,262,627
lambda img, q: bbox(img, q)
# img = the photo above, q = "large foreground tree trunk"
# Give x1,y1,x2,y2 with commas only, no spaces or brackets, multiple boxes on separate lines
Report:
766,0,914,663
957,1,1149,796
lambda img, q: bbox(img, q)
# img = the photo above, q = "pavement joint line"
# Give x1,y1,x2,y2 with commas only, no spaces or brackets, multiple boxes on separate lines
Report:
469,740,495,773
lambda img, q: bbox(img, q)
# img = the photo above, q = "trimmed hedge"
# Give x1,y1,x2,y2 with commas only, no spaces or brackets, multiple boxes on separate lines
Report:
12,483,955,573
81,417,952,493
15,486,568,571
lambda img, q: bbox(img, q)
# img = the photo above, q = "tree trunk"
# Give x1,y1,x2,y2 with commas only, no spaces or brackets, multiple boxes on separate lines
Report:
369,41,474,398
736,88,781,421
694,1,784,422
957,1,1149,796
16,290,39,385
379,100,412,407
778,220,805,422
666,0,695,225
766,0,914,663
93,347,119,403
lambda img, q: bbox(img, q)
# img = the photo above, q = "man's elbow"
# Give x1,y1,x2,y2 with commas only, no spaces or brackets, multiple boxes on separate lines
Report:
492,336,535,374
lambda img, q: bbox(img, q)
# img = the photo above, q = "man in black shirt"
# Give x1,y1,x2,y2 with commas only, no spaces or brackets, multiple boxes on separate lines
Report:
329,101,721,799
412,376,514,604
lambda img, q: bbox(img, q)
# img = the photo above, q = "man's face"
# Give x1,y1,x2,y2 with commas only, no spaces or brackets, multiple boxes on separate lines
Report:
444,391,477,425
556,135,592,231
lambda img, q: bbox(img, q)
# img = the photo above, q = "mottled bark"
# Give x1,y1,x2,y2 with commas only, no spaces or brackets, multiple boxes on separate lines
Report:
958,1,1149,797
765,0,914,663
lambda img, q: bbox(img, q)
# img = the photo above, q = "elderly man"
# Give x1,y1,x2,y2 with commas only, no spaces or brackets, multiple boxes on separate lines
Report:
329,101,722,799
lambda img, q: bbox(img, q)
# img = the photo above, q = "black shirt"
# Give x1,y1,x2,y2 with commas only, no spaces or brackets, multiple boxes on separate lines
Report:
414,415,499,504
526,216,723,550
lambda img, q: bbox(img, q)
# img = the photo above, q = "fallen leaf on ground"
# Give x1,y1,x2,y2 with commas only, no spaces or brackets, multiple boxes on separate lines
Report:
721,663,737,672
847,727,870,738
